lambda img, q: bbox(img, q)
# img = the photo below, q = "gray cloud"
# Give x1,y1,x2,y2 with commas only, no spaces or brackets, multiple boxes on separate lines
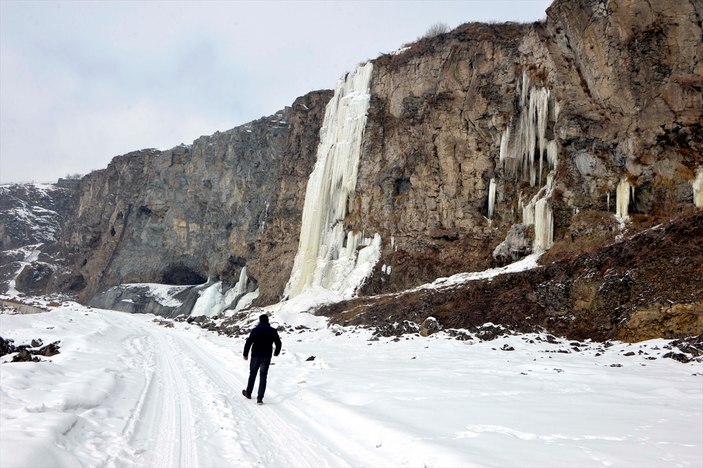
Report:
0,0,551,183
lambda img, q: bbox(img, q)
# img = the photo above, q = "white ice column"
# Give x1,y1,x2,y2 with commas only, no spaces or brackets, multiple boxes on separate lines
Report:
487,178,497,219
499,72,557,188
285,62,380,299
693,167,703,208
616,178,633,220
534,198,554,251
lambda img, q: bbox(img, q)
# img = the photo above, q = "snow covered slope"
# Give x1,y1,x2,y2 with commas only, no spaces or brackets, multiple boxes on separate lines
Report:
1,305,701,467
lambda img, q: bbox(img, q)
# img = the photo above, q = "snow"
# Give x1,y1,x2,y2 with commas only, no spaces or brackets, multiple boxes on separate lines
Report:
416,253,542,291
6,244,43,296
190,282,226,317
124,283,190,307
285,62,379,299
1,304,701,467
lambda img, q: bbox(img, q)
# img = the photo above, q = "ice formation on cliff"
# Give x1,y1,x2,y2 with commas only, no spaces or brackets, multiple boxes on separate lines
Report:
616,178,633,220
521,174,555,251
693,168,703,208
499,72,559,188
499,71,559,251
487,178,497,219
285,63,381,299
190,266,257,317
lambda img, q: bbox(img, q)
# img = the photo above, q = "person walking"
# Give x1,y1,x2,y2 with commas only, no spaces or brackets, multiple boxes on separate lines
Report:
242,314,282,405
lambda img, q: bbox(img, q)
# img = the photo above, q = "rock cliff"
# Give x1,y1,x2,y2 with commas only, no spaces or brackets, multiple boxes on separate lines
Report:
1,0,701,341
48,90,332,303
353,0,702,294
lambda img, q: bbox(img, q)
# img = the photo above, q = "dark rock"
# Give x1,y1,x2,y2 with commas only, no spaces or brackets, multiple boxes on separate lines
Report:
306,356,316,361
662,352,691,363
37,341,60,357
419,317,441,337
0,337,16,356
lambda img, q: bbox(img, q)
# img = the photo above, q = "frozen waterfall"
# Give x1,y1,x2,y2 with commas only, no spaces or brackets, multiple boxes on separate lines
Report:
499,71,559,188
500,71,559,251
487,178,497,219
521,174,555,252
285,62,381,299
616,178,633,220
693,168,703,208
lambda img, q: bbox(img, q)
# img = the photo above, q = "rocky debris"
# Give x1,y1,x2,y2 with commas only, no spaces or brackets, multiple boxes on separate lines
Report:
419,317,442,337
493,224,533,266
473,324,513,341
370,321,420,339
153,318,174,328
0,337,15,356
445,329,472,341
88,283,200,319
661,333,703,363
1,336,61,362
0,298,50,314
184,314,250,337
317,212,703,342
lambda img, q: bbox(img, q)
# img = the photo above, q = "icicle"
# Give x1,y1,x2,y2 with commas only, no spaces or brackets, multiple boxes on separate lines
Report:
499,73,557,187
234,266,248,296
487,178,497,219
285,62,380,299
521,174,555,251
616,178,632,220
499,127,510,163
534,198,553,251
693,167,703,208
606,192,610,212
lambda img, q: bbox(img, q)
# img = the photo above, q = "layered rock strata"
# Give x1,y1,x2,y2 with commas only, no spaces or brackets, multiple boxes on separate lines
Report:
352,0,702,295
318,212,703,342
48,90,332,303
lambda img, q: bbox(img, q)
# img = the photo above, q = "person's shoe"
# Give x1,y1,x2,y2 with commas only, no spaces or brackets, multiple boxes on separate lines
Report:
257,398,263,405
242,390,251,399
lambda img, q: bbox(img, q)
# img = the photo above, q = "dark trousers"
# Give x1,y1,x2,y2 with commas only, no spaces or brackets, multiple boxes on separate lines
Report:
246,355,271,400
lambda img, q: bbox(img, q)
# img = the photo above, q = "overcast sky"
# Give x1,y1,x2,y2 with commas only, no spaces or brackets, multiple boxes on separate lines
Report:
0,0,552,184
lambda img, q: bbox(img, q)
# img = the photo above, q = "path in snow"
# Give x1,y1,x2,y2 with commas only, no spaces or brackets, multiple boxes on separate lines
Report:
1,306,701,467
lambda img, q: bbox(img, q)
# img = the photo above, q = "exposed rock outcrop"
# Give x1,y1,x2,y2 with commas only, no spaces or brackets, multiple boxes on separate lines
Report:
0,0,700,342
47,90,332,303
317,212,703,342
354,0,702,295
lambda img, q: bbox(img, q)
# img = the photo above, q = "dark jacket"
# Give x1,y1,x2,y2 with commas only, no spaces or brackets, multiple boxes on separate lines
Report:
244,323,282,359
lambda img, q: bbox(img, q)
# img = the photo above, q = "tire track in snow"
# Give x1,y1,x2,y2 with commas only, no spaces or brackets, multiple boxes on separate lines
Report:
120,315,198,468
173,333,351,467
161,333,248,467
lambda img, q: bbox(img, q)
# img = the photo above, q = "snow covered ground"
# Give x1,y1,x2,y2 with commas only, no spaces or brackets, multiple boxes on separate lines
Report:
1,304,701,468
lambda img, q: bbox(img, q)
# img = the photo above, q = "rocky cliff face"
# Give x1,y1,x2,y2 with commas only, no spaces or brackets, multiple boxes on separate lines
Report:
351,0,702,295
0,184,76,295
318,211,703,342
1,0,700,341
48,90,332,303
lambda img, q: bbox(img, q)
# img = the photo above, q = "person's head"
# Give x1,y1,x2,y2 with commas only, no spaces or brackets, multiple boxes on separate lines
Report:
259,314,269,324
